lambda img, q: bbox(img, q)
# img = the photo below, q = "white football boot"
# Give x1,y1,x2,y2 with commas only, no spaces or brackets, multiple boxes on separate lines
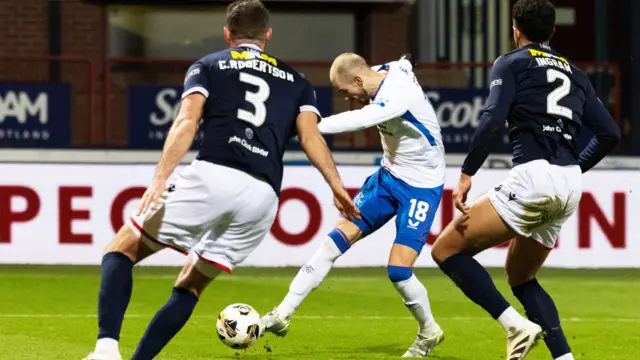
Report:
506,320,543,360
402,324,445,357
260,309,291,338
82,352,122,360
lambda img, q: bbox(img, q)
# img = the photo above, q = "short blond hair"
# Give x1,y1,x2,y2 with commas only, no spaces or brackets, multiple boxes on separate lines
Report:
330,53,370,84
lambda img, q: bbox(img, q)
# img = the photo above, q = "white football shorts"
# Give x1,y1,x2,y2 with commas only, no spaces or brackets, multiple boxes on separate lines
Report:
128,160,278,274
488,159,582,248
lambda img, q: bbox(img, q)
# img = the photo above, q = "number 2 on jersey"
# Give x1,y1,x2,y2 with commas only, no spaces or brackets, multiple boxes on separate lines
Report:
238,72,271,127
408,199,429,222
546,69,572,120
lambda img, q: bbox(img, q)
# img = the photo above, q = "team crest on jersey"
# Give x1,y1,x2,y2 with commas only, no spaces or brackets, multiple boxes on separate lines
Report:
245,128,254,139
353,192,365,206
184,67,200,84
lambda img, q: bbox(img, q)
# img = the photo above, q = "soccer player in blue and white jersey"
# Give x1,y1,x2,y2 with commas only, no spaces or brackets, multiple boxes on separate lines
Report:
262,53,447,357
430,1,621,359
82,1,359,359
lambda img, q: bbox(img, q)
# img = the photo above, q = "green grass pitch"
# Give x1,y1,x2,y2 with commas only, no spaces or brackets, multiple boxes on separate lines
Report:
0,265,638,359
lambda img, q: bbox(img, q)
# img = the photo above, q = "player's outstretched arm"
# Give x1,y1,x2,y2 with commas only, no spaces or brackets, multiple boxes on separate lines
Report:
577,85,621,173
136,93,204,216
317,99,407,134
296,112,360,220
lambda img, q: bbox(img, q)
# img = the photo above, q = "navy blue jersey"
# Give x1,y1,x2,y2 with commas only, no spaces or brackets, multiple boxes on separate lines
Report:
462,43,620,175
182,44,320,195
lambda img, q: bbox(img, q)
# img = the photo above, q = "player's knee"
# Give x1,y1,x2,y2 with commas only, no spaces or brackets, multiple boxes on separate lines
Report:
104,225,142,262
506,269,537,287
175,261,218,297
387,265,413,283
327,228,352,254
174,285,201,298
430,235,463,265
174,276,208,298
430,240,449,265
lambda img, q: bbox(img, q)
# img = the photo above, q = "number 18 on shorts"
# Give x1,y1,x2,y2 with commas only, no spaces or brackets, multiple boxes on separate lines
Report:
348,168,443,254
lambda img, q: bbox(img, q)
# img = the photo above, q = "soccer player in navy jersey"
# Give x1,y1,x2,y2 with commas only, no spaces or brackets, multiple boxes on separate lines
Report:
83,1,359,359
430,1,620,359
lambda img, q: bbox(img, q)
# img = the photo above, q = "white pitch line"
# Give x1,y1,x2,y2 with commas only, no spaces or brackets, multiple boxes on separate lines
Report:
0,314,637,323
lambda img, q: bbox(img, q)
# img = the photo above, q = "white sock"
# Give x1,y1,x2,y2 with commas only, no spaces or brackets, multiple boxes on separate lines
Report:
276,237,343,318
393,274,437,336
95,338,119,355
556,354,575,360
497,306,528,334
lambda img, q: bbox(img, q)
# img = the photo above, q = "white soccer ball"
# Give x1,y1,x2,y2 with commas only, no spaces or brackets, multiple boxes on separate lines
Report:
216,303,262,349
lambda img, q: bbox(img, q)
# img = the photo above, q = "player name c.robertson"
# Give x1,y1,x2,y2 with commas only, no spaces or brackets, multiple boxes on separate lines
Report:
218,50,295,82
228,135,269,157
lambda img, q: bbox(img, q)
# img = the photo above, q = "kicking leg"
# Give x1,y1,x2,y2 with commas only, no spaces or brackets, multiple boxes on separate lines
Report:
85,224,158,360
386,183,445,357
131,254,220,360
431,195,542,359
388,244,443,357
265,169,395,337
264,219,363,336
507,237,574,360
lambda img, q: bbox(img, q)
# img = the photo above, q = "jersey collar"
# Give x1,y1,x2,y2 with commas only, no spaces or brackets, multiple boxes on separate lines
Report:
238,43,263,52
371,72,389,101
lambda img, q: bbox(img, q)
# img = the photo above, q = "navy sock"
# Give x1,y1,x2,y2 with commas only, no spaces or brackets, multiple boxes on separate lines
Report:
131,287,199,360
97,252,134,341
512,278,571,358
438,253,510,319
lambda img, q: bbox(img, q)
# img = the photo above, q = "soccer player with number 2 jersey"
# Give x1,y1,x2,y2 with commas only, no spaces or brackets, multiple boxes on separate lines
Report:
431,1,621,359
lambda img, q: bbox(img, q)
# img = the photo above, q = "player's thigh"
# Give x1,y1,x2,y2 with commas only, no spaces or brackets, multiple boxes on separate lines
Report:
129,160,229,257
347,169,397,238
193,175,279,274
505,236,551,287
393,184,443,259
431,194,518,264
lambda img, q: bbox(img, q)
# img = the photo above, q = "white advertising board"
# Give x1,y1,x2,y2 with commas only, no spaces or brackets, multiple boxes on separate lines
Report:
0,164,636,268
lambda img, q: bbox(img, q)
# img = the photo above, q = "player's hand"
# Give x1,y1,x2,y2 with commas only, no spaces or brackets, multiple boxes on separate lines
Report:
136,178,168,218
332,187,361,221
453,173,472,214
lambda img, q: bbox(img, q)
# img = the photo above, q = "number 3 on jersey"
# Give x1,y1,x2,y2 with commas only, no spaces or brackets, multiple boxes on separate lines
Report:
238,72,270,127
546,69,572,120
408,199,429,222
